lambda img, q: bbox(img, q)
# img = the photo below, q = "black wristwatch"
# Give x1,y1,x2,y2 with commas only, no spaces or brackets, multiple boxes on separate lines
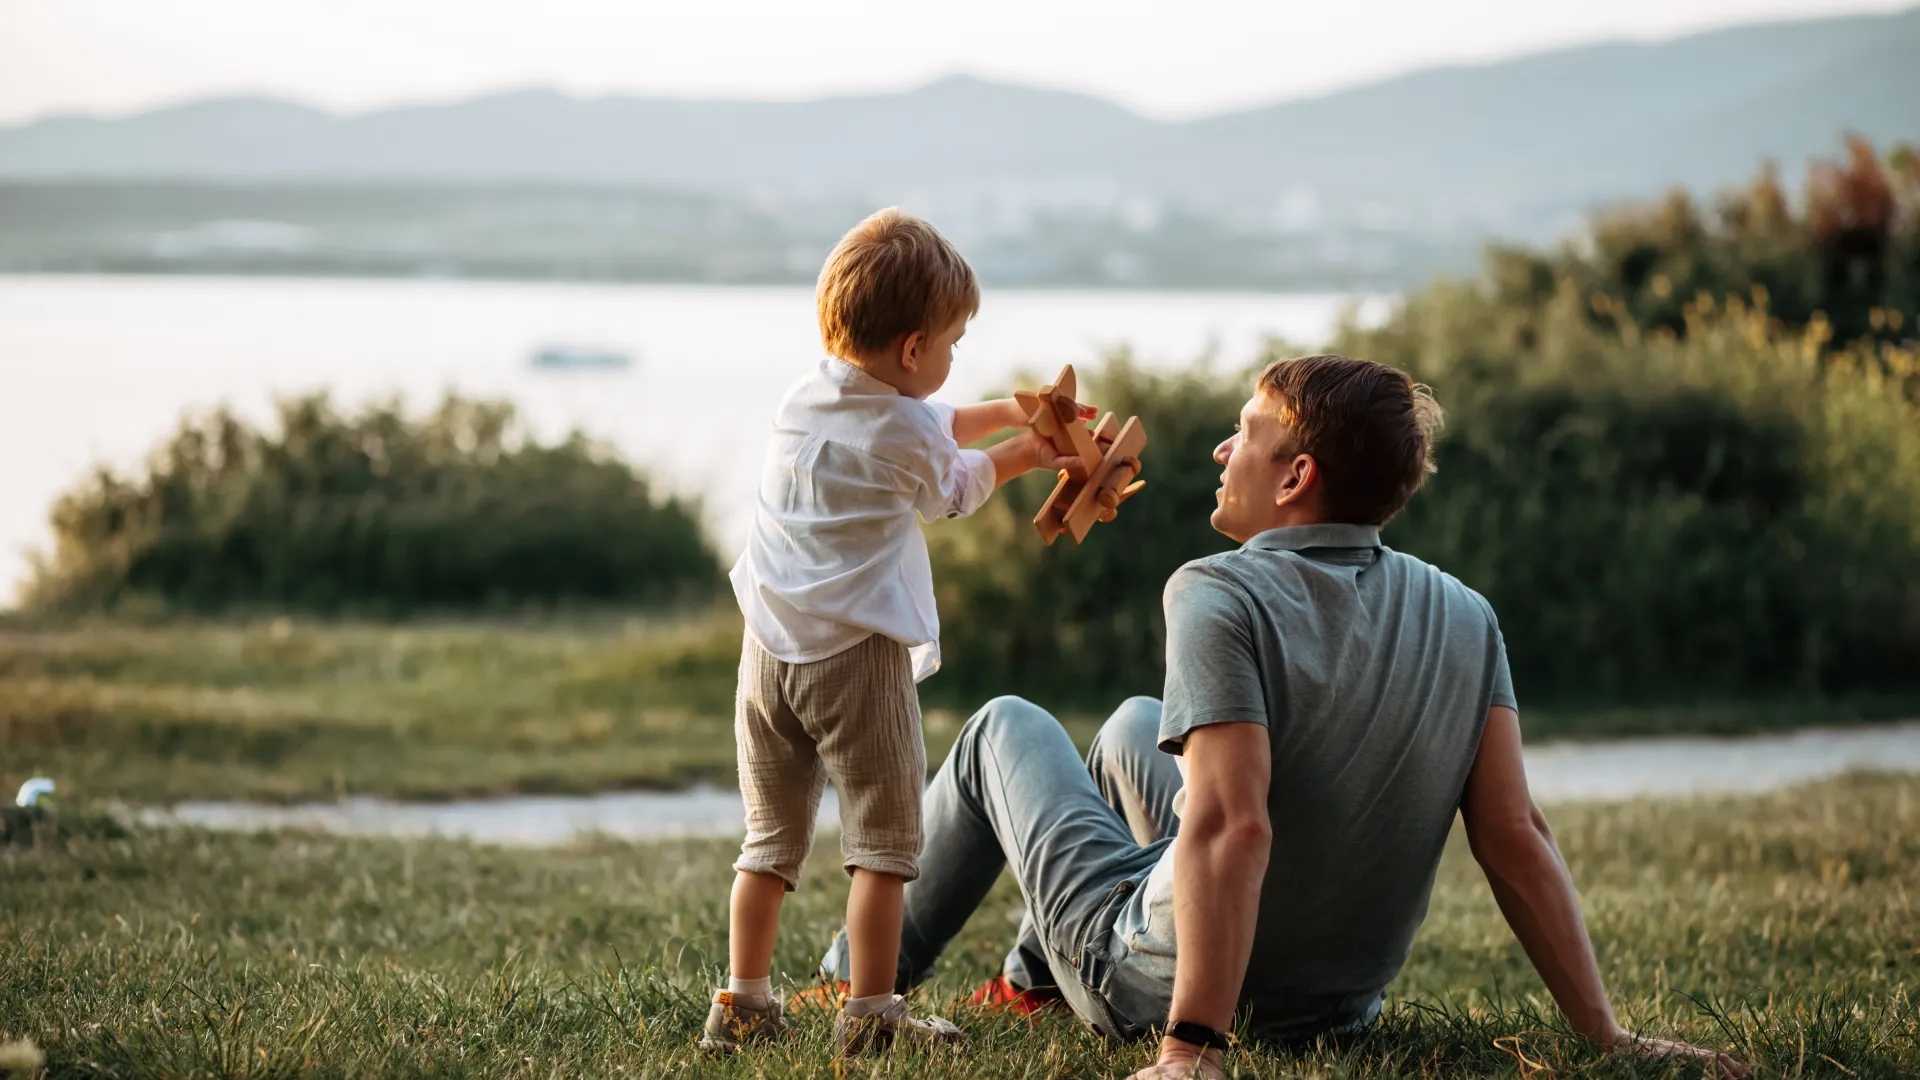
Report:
1165,1020,1231,1051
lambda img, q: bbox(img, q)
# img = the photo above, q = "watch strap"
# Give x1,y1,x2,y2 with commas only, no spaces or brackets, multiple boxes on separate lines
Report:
1166,1019,1230,1051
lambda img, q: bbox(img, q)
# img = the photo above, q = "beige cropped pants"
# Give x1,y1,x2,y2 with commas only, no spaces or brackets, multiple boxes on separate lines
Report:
732,631,926,889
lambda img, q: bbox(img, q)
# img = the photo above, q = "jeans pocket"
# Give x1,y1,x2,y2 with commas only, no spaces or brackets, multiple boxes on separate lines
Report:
1065,877,1154,1038
1070,877,1137,964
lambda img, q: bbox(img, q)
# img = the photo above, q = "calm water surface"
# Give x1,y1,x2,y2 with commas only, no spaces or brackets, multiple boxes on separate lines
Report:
139,721,1920,846
0,275,1379,600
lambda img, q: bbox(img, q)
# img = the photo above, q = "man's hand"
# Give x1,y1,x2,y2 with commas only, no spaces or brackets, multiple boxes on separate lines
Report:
1462,707,1747,1076
1125,1038,1225,1080
1606,1033,1749,1078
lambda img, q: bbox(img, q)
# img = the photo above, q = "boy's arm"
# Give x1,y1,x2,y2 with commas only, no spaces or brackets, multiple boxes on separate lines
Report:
984,432,1080,488
909,405,1078,522
950,399,1028,445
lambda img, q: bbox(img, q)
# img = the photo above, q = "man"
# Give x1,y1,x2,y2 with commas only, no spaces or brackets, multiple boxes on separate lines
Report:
814,354,1746,1078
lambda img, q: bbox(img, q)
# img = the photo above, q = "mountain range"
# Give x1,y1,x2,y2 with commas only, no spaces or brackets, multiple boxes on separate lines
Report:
3,7,1917,217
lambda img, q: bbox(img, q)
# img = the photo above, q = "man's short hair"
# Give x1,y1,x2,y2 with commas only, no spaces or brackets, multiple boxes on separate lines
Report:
816,208,980,360
1256,353,1444,525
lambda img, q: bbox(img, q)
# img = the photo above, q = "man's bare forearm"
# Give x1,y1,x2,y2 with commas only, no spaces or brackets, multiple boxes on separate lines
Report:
1472,812,1622,1043
1167,815,1270,1031
1133,716,1271,1080
951,399,1026,445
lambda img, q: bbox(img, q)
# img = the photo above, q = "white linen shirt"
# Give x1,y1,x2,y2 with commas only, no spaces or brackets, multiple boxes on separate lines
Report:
729,357,996,682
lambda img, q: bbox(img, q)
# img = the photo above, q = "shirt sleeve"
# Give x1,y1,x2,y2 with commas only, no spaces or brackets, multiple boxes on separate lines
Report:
1489,614,1518,712
908,403,995,521
1158,563,1270,755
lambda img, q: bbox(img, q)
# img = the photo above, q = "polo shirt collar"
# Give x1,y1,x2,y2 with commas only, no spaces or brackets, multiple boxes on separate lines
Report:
1245,523,1382,553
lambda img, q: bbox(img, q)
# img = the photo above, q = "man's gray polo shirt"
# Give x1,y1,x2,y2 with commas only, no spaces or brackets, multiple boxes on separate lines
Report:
1112,522,1515,1041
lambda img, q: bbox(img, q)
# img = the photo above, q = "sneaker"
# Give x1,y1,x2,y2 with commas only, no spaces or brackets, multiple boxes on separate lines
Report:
697,991,790,1053
834,994,965,1056
967,973,1066,1017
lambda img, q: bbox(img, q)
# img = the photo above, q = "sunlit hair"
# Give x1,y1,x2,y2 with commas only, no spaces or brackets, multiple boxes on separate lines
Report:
816,208,979,361
1255,353,1444,525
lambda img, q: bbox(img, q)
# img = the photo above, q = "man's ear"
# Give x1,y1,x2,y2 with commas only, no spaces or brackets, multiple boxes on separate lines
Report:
1274,453,1318,508
897,329,927,374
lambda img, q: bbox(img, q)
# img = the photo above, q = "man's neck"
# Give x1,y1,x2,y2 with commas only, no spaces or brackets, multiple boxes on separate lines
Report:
1231,506,1330,543
1270,506,1330,531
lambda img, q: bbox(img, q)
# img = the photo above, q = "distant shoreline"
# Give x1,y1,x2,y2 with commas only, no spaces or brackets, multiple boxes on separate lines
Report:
0,266,1407,295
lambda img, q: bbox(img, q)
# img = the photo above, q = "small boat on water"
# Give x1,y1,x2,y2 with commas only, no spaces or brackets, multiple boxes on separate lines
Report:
530,344,633,371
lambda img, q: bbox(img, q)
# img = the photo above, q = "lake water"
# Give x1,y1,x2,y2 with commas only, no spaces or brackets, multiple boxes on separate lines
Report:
137,720,1920,847
0,275,1379,602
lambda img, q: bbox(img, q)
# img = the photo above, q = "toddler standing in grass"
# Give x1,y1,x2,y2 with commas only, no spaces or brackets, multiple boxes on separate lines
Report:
701,208,1079,1057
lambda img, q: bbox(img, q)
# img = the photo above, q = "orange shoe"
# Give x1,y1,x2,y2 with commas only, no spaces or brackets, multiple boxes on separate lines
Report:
788,978,850,1015
966,974,1065,1017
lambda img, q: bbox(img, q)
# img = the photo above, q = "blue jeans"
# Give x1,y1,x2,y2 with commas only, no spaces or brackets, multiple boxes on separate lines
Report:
818,695,1181,1038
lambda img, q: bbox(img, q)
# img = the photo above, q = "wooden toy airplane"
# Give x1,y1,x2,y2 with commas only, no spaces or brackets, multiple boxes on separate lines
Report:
1014,365,1147,545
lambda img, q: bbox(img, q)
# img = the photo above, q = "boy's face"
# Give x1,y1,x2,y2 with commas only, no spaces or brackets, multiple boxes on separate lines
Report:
892,314,968,400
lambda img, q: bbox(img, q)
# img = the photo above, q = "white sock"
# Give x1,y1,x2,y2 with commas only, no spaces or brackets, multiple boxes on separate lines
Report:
724,976,772,1006
843,992,897,1018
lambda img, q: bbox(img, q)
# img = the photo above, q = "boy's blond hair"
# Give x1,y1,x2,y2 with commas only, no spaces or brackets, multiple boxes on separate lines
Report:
817,208,979,360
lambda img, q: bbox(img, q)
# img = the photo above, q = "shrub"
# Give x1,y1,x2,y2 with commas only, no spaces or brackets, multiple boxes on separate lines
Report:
926,295,1920,711
1488,137,1920,369
924,355,1241,710
1346,285,1920,702
24,394,721,614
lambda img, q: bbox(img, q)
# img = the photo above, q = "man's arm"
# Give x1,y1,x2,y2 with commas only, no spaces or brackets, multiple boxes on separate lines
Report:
1135,721,1271,1079
1461,706,1747,1077
950,399,1027,445
1460,706,1619,1039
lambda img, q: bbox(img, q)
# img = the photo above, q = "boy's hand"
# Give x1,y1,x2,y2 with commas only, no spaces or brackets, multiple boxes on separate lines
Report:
952,399,1033,445
988,431,1082,488
953,399,1095,445
1028,431,1083,474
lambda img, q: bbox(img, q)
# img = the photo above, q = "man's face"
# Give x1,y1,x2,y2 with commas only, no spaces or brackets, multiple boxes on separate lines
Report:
1210,392,1297,543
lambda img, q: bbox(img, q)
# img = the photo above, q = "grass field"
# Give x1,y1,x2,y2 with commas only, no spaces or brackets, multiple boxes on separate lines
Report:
0,616,1111,806
1,774,1914,1077
5,618,1914,807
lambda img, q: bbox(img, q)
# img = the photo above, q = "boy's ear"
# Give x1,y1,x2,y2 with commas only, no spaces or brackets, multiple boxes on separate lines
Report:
897,329,926,374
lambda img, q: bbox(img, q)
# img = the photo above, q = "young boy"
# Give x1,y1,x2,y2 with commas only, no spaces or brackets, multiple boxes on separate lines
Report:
702,208,1077,1056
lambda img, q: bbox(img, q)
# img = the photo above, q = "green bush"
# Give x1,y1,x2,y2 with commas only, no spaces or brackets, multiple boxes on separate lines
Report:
928,144,1920,714
1489,136,1920,369
923,355,1241,711
24,394,721,614
926,295,1920,712
1346,285,1920,703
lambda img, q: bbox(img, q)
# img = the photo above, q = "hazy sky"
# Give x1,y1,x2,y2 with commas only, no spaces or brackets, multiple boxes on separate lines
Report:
2,0,1908,126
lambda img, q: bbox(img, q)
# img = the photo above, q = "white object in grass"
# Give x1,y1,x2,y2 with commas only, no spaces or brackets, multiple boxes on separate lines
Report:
0,1036,45,1073
14,778,54,807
